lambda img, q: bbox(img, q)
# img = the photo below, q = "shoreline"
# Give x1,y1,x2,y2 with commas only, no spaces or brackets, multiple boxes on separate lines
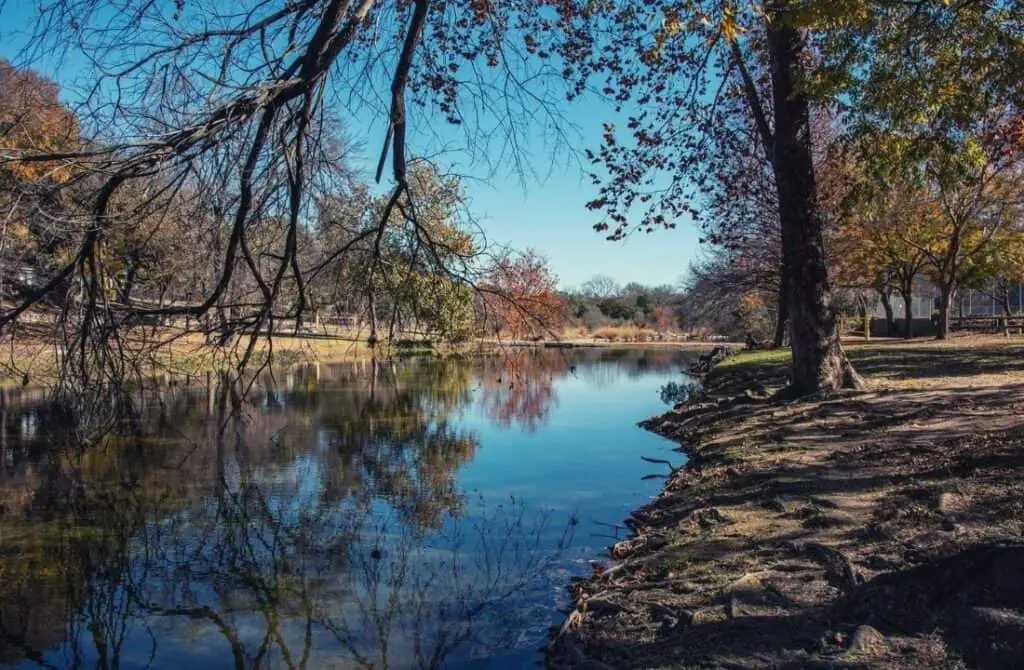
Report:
549,337,1024,669
0,332,729,390
503,339,740,350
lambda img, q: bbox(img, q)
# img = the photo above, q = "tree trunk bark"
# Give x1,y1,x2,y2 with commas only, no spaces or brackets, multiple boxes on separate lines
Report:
772,267,790,348
899,289,913,339
878,288,895,337
857,295,870,339
767,6,861,394
999,280,1012,337
937,285,953,340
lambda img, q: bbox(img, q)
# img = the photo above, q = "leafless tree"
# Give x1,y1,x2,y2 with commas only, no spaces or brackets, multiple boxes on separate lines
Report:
0,0,587,402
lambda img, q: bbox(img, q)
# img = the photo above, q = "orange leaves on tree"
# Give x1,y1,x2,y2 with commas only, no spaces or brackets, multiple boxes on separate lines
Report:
481,248,565,338
0,59,80,183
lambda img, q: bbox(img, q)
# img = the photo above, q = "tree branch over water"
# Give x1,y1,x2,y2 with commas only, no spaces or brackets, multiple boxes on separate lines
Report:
0,0,589,400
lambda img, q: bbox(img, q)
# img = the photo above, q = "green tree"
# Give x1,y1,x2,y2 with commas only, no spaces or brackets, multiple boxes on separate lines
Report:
833,161,933,338
914,133,1022,339
584,2,872,393
371,163,479,343
835,2,1024,338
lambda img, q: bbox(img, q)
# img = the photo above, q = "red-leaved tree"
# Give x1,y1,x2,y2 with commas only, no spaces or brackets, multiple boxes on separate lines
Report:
480,249,565,339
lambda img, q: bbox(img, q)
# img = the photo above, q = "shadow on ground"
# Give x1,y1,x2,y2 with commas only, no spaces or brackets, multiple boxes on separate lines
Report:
551,365,1024,669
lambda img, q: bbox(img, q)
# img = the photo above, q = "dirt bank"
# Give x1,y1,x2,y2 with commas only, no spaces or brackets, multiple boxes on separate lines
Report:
549,337,1024,669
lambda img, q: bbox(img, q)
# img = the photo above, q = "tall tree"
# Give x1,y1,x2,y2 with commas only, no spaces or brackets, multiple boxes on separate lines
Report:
923,136,1023,339
0,0,594,384
767,8,862,389
837,2,1024,337
481,249,565,338
833,163,933,339
584,3,865,393
585,0,1022,389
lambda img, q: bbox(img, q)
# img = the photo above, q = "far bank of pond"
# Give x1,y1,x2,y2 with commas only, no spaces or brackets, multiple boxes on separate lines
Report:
1,328,726,390
0,347,701,669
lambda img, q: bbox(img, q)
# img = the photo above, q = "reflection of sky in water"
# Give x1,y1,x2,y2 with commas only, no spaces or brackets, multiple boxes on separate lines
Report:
0,349,695,669
459,369,685,551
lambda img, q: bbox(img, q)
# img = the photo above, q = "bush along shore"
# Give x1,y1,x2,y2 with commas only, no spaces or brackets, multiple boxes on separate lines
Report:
548,338,1024,670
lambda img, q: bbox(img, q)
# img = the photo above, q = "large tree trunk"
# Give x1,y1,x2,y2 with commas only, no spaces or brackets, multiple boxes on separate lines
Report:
999,279,1013,337
936,284,953,340
767,7,861,394
857,294,870,339
899,288,914,339
772,266,790,348
878,288,895,337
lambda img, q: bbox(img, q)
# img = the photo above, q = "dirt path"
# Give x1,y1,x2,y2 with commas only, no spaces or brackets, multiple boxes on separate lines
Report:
549,337,1024,669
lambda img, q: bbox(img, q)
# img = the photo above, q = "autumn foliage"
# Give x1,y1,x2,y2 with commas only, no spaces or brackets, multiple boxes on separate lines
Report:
480,249,566,338
0,60,80,183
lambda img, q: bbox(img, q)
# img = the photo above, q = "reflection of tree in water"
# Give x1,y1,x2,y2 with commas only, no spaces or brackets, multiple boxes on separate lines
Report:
476,348,696,431
478,350,561,432
0,363,573,668
658,380,700,406
0,349,694,667
280,356,479,530
0,409,573,668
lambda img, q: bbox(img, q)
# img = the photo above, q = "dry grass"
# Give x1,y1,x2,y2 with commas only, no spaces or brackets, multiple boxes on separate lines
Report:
0,324,395,389
591,325,662,343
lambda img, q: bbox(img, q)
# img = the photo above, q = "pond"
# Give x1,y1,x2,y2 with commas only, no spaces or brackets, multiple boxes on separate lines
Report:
0,347,696,669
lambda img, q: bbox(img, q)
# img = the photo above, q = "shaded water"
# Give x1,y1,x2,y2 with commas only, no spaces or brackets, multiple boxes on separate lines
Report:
0,348,695,669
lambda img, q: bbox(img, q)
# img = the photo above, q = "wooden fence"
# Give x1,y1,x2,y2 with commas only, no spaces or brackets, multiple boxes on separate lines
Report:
950,315,1024,333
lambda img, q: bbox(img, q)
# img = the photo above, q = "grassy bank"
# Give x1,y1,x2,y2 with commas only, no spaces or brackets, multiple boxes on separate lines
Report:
0,328,422,389
1,324,729,389
550,335,1024,669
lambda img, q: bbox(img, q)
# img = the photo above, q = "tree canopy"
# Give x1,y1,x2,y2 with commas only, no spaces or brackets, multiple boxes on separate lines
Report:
1,0,1022,393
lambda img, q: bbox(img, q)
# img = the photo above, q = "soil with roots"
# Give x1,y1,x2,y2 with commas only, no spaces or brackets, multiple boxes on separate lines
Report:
548,336,1024,669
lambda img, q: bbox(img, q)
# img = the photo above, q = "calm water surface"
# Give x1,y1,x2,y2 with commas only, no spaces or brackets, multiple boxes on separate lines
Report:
0,348,694,669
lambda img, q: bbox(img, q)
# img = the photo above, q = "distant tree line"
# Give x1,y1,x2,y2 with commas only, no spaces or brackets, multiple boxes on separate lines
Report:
563,275,682,333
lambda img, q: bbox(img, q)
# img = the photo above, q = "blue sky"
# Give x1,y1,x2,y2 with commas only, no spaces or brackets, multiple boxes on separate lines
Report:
470,171,700,290
0,3,704,290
